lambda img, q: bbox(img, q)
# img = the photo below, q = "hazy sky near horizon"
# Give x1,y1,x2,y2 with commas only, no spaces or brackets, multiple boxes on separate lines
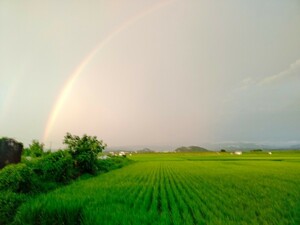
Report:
1,0,300,148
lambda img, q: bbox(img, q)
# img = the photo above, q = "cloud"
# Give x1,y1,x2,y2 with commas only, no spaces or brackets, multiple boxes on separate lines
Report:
258,59,300,85
223,58,300,112
230,59,300,94
234,77,257,92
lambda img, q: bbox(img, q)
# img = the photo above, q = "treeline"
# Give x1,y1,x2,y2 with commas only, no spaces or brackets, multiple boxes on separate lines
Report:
0,133,131,225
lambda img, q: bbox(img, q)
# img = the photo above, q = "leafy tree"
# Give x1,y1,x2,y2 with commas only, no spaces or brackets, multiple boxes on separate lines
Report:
63,133,106,174
23,140,44,157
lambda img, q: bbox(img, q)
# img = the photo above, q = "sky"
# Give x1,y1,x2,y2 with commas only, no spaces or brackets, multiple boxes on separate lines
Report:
1,0,300,149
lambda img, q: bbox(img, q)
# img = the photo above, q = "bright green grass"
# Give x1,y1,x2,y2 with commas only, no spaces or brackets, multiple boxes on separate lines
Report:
14,152,300,225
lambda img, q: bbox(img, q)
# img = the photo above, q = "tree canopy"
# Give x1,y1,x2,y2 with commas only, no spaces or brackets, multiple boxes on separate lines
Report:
63,133,106,174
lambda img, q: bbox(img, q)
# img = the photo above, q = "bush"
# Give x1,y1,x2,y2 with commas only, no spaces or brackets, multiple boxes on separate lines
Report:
0,164,34,193
0,134,132,225
97,156,131,172
63,133,106,174
23,140,44,158
33,150,76,183
0,191,27,225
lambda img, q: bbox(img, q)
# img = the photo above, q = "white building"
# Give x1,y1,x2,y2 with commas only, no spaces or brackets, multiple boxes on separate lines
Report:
119,151,125,156
98,155,110,160
234,151,242,155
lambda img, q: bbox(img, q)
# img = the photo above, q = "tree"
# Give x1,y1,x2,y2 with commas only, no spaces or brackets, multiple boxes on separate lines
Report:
23,140,44,157
63,133,106,174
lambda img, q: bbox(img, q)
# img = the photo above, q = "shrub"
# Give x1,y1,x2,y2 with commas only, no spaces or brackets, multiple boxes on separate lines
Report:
23,140,44,158
33,150,76,183
0,163,34,193
97,156,131,172
0,191,27,225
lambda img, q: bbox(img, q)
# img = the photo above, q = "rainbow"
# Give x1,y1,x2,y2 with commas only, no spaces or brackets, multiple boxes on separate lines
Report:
43,0,175,143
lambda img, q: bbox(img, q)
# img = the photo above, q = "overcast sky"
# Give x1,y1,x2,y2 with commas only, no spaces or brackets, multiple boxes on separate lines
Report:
1,0,300,149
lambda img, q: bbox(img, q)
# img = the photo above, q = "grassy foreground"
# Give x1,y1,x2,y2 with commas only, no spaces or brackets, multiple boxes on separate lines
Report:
13,152,300,225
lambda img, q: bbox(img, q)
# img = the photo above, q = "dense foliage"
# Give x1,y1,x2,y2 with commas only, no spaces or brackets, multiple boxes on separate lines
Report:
32,150,76,183
22,140,44,158
0,133,130,225
0,164,34,225
63,133,106,174
0,137,7,144
0,164,34,193
0,192,27,225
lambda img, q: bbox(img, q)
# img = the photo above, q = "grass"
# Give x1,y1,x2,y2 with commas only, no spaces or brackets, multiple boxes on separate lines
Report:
13,151,300,225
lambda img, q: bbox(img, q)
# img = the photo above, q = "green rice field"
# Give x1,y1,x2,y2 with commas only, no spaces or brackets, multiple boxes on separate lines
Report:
14,152,300,225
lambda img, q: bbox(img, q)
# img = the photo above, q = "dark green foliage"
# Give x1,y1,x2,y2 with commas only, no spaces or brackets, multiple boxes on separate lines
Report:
33,150,76,183
0,164,34,193
23,140,44,158
97,156,131,172
0,191,27,225
250,149,263,152
0,137,9,144
13,156,133,225
63,133,106,174
220,149,226,152
0,133,131,225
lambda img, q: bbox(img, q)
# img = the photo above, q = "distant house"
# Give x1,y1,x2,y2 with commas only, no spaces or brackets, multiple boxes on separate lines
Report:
234,151,242,155
98,155,110,160
119,151,125,156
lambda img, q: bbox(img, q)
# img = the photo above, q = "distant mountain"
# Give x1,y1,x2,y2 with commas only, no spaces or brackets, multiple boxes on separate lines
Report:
203,142,300,151
203,143,273,151
106,145,174,152
105,142,300,152
137,148,155,153
174,146,209,152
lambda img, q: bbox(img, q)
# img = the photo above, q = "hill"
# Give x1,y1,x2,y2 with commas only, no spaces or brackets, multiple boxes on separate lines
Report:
174,146,209,152
137,148,155,153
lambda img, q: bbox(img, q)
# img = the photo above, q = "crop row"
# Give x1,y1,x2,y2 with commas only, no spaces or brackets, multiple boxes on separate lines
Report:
13,158,300,225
